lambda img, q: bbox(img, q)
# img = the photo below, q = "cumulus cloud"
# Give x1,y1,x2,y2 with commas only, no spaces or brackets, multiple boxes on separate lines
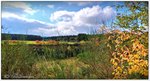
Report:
73,5,103,25
32,21,78,36
2,2,37,15
50,11,75,22
103,6,116,21
32,22,78,36
32,5,116,36
50,5,116,24
47,5,116,36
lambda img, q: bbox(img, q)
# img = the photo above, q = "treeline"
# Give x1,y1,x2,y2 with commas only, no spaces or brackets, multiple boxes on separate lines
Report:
44,33,90,42
44,35,78,41
2,33,43,40
1,33,92,41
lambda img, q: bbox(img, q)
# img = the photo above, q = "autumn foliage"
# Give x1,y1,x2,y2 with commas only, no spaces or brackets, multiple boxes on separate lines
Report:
108,30,148,79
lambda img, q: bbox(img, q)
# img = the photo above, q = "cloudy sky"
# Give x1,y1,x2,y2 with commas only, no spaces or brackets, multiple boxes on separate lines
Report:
2,1,123,37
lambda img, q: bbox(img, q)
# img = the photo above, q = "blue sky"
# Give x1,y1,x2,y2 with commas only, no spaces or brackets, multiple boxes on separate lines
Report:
2,1,124,36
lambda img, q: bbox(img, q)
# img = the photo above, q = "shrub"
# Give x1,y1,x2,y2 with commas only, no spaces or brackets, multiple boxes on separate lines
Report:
108,31,148,79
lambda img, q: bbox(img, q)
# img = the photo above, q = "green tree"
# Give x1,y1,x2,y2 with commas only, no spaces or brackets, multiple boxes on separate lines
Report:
77,33,88,41
115,1,148,32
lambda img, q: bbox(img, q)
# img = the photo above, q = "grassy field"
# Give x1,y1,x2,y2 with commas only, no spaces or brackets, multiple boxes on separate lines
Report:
1,32,148,79
1,40,81,45
1,34,113,79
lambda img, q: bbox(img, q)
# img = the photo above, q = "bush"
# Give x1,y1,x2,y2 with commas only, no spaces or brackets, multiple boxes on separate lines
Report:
108,31,148,79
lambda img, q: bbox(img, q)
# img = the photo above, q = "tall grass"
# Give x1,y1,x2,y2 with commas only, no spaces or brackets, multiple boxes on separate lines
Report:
1,41,37,79
32,58,90,79
77,35,113,79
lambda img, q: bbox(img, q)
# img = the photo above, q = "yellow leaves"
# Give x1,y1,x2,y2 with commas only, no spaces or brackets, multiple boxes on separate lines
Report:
115,57,120,63
133,54,140,59
120,33,130,41
115,40,120,44
116,66,122,72
139,60,148,67
124,34,130,40
132,42,138,51
135,59,140,63
132,39,145,52
128,63,148,76
112,72,115,75
111,59,118,66
128,68,132,75
140,69,148,76
141,49,148,57
113,66,127,79
122,57,129,61
107,44,111,49
128,62,133,66
114,62,118,66
131,65,140,72
109,31,148,79
110,58,115,63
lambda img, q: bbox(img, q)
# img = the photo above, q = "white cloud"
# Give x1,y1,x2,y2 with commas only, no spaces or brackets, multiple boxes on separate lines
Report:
103,6,116,21
73,5,103,25
50,5,116,25
74,5,117,25
56,21,78,35
50,10,75,22
32,21,78,36
47,5,116,35
2,12,52,26
48,5,116,36
2,5,116,36
22,5,115,36
47,5,54,8
3,2,37,15
32,27,58,36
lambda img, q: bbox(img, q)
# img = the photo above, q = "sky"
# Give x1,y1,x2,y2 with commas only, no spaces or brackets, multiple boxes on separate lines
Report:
1,1,124,37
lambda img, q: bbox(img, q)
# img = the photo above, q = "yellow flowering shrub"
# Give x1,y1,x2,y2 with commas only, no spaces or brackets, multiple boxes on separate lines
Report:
108,30,148,79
